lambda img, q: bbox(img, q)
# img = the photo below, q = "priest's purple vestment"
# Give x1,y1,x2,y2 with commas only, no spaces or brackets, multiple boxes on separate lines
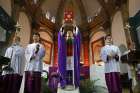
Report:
58,27,81,87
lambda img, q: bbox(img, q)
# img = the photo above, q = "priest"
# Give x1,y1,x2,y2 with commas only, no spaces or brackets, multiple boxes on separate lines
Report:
58,23,81,88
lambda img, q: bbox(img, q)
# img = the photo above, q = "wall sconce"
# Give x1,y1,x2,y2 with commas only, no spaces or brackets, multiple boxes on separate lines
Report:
124,23,131,30
33,0,38,4
87,16,92,23
51,16,55,23
45,11,50,20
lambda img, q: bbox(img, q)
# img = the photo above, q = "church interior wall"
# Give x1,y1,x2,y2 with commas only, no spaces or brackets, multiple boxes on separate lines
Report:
41,0,61,18
111,10,128,74
38,31,53,71
39,31,53,43
89,30,107,88
82,0,101,18
17,12,31,48
129,0,140,17
0,0,12,56
0,0,11,16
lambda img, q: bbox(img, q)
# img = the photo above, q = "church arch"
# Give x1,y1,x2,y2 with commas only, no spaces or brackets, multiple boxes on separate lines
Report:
90,30,106,65
111,11,127,49
17,12,31,47
111,10,128,73
38,31,53,43
89,30,107,88
38,30,53,65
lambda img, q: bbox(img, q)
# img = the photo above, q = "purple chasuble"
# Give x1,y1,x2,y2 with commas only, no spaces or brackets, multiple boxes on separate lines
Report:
58,31,67,87
58,31,81,87
74,31,81,87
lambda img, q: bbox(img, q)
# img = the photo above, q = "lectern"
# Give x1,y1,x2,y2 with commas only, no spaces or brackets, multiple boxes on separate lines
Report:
121,49,140,92
121,49,140,64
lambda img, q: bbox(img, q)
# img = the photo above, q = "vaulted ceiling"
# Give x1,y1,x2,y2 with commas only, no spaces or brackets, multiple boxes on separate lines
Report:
41,0,101,18
16,0,126,33
41,0,102,25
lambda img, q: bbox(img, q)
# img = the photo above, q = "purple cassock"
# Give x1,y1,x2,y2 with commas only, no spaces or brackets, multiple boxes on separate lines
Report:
105,72,122,93
24,71,41,93
58,29,81,88
0,74,22,93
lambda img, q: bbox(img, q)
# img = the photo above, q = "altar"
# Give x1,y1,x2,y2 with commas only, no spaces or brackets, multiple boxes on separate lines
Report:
57,86,80,93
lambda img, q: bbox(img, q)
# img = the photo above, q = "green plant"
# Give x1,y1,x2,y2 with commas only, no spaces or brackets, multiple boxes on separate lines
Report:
41,77,53,93
134,82,140,93
79,79,99,93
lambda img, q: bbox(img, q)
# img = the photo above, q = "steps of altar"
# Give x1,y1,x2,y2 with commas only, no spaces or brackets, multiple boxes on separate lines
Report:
57,85,80,93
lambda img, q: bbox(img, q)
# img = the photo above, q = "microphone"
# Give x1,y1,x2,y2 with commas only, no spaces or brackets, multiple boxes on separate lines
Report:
114,55,119,61
35,44,40,54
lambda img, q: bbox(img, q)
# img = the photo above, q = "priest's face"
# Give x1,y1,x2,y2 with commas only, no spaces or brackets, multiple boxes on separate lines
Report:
33,34,40,43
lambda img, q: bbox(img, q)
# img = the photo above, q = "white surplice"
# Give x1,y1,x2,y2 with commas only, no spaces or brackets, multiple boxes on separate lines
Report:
24,43,45,72
3,44,25,75
100,45,121,73
19,43,45,93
